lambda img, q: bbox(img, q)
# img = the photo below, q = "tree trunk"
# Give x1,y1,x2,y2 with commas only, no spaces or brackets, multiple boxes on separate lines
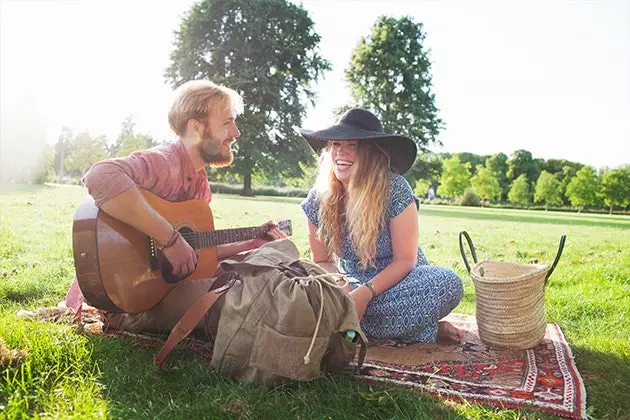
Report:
545,202,548,211
241,173,254,196
59,146,65,184
610,204,613,215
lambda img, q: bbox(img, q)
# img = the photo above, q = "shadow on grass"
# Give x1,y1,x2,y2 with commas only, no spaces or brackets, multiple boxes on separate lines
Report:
570,345,630,419
214,194,305,205
87,334,466,419
419,207,630,230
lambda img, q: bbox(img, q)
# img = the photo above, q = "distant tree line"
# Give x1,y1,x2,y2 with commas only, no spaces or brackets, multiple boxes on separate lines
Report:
405,151,630,214
43,115,156,183
5,5,628,214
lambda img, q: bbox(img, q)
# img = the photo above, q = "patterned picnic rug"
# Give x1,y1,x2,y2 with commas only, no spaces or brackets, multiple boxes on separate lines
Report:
19,307,586,419
356,313,586,419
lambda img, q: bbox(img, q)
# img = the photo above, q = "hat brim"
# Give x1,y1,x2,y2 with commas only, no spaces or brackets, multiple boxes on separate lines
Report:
300,122,417,174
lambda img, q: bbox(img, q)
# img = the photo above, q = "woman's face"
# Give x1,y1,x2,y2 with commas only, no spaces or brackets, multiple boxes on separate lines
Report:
329,140,358,185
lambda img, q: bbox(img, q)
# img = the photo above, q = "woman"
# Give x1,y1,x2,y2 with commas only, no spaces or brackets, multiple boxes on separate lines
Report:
300,108,464,343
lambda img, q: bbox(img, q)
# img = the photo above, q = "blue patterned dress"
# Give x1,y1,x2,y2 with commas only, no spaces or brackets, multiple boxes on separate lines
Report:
301,174,463,343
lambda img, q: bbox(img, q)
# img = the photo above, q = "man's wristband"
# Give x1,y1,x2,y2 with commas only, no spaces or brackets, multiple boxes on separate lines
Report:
157,229,180,251
363,281,378,299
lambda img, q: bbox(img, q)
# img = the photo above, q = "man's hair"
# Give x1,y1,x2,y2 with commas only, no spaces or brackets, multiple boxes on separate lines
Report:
168,80,244,137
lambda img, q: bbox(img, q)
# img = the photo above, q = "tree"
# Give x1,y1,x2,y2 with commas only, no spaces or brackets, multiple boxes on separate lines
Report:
485,152,509,201
42,145,56,182
64,132,109,177
438,156,470,198
542,158,568,175
470,166,501,205
55,126,73,183
565,166,599,212
534,170,563,210
508,174,531,206
601,168,630,214
165,0,330,196
454,152,489,176
413,179,432,199
507,150,541,185
283,161,317,189
344,16,443,152
404,152,442,191
116,133,154,158
113,116,155,157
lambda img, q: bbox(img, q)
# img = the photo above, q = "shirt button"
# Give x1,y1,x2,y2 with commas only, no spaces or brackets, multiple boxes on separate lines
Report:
187,176,192,181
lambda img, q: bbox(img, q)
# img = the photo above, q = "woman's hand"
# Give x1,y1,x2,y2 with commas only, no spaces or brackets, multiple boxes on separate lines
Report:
350,285,373,319
337,278,354,293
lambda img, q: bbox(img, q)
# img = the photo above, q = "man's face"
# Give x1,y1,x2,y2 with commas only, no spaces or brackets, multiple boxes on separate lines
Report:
198,106,241,166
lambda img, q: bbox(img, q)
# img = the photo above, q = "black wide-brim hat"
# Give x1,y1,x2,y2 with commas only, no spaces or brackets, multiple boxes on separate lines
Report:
299,108,417,174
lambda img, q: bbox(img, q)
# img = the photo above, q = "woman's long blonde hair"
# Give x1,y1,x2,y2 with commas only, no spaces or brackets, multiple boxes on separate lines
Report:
315,140,391,269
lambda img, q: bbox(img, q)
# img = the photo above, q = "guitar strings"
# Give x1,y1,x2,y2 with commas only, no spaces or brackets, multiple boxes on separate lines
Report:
172,221,290,245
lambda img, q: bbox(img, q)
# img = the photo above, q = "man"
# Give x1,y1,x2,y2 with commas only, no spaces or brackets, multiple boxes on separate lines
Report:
65,80,286,333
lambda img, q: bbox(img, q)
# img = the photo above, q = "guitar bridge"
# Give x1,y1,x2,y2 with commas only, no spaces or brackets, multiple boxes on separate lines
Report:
147,237,159,271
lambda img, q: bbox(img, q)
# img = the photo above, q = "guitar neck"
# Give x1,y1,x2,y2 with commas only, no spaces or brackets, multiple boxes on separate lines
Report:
193,225,268,248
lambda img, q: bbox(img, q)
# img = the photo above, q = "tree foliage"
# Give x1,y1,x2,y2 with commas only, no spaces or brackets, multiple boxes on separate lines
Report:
404,152,442,190
165,0,330,195
601,168,630,214
64,132,109,177
114,116,155,158
534,170,562,210
485,152,509,200
565,166,600,211
454,152,489,176
345,16,443,151
508,174,531,205
507,150,541,184
470,166,501,203
438,156,470,198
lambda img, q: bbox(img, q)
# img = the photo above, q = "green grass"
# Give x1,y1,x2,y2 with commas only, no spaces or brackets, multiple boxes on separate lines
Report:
1,184,629,419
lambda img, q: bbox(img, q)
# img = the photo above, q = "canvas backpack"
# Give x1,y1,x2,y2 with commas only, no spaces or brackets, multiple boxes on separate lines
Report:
154,238,367,385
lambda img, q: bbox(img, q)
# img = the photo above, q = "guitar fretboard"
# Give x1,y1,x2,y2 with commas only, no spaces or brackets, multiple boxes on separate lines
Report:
195,226,267,248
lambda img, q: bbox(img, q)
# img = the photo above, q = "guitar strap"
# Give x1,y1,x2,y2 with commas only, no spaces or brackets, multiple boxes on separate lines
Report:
153,275,239,369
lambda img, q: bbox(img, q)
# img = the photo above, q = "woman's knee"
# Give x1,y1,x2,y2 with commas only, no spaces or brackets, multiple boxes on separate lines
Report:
408,265,463,301
433,267,463,316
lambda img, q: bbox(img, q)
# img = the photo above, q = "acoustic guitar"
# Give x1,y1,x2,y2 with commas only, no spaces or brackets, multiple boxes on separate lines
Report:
72,190,292,314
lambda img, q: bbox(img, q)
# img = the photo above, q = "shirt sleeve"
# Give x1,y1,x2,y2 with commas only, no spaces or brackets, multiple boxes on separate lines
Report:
196,178,212,204
81,151,168,207
300,189,320,227
387,174,417,219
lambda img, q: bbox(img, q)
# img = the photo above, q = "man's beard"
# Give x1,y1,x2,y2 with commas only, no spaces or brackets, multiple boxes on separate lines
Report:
198,126,234,167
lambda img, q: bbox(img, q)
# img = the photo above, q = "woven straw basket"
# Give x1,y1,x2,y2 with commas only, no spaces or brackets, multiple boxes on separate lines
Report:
459,231,566,350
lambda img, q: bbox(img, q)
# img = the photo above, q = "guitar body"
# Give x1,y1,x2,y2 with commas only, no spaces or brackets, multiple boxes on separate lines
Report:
73,191,218,314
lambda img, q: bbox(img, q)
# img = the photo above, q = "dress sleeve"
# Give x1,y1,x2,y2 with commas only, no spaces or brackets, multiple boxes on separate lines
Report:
300,189,320,227
387,174,417,219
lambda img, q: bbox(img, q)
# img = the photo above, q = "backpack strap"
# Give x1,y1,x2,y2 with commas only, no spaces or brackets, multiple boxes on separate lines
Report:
154,278,237,369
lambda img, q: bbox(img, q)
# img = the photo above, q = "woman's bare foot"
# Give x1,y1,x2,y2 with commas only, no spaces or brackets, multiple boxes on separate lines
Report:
437,320,464,343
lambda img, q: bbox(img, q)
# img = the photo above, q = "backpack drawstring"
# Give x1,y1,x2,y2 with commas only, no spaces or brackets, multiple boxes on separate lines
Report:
288,273,349,364
304,279,323,364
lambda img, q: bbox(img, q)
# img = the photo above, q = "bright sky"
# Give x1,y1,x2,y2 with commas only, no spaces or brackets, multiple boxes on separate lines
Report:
1,0,629,170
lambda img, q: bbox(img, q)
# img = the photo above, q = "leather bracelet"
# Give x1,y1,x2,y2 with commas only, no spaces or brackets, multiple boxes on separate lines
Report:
364,281,378,299
157,229,180,251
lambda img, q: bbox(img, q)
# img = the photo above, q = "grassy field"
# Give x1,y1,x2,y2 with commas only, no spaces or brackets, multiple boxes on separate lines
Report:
1,184,629,419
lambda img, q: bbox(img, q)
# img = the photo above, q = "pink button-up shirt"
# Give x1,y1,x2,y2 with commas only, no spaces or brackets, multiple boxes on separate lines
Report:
65,139,212,313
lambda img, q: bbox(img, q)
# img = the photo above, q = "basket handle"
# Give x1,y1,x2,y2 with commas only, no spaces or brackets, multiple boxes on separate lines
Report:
458,231,478,274
545,234,567,285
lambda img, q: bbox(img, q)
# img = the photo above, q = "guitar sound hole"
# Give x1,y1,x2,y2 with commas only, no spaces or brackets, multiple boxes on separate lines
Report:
162,226,199,284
